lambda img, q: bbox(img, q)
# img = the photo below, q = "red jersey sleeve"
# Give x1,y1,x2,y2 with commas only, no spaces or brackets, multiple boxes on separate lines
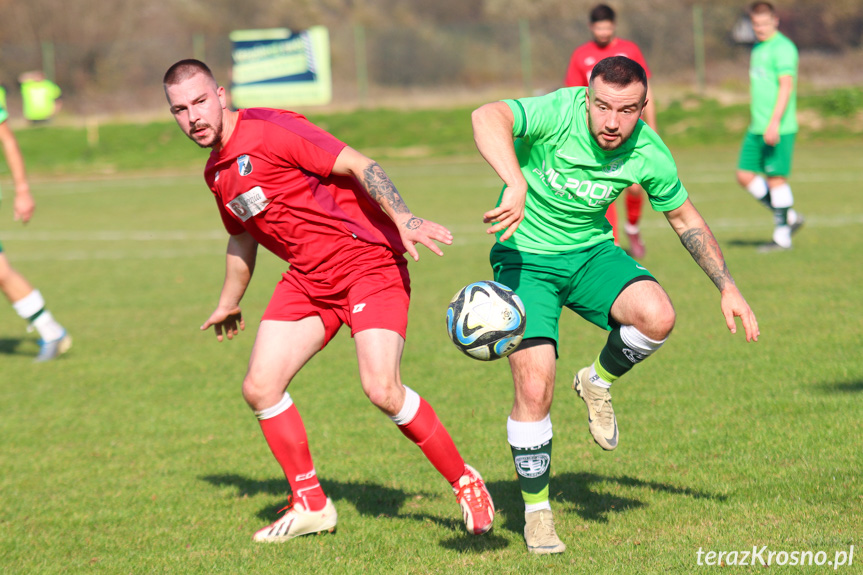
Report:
245,109,347,179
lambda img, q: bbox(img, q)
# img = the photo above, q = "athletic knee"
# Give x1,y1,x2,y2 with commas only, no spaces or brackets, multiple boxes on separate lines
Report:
241,372,285,412
512,380,554,418
634,299,675,341
362,378,403,415
736,170,755,187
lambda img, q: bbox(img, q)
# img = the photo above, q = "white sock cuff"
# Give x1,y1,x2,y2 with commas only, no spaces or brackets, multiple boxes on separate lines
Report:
507,414,553,449
746,176,768,200
254,392,294,420
620,324,666,356
525,501,552,513
769,183,794,209
12,289,45,320
390,386,421,426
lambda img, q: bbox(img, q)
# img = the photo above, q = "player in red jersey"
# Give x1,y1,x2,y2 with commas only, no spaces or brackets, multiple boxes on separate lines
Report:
564,4,657,258
163,59,494,542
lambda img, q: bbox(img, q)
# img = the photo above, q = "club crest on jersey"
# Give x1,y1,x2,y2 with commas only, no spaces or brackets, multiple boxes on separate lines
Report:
237,154,253,176
603,158,625,175
226,186,270,222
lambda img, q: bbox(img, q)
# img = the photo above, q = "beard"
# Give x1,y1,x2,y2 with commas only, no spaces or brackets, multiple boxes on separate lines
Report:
588,112,625,151
189,119,222,149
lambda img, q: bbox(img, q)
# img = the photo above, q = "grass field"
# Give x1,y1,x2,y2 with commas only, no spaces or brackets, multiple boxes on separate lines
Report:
1,137,861,574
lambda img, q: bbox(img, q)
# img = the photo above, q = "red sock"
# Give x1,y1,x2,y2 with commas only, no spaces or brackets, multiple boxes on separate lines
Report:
626,191,643,226
605,201,619,244
258,404,328,511
397,398,466,487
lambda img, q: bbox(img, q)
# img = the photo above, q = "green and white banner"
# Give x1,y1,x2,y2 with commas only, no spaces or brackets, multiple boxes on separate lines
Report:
229,26,332,108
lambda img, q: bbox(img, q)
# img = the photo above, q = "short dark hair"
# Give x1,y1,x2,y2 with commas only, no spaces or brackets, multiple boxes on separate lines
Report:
749,2,775,17
589,56,647,94
590,4,616,24
163,59,216,87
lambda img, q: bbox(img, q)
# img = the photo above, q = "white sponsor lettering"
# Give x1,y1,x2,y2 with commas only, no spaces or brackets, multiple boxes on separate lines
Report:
226,186,270,222
696,546,854,569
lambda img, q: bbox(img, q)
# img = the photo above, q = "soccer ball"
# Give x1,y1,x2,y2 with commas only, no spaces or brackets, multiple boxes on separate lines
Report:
446,280,526,361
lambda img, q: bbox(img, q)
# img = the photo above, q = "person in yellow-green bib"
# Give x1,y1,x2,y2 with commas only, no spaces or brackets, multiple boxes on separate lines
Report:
19,71,62,124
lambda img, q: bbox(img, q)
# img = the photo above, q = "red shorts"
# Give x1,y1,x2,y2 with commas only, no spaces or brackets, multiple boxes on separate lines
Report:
262,247,411,348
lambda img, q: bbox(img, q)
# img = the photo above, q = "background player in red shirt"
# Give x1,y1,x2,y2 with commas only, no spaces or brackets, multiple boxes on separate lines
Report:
564,3,657,258
163,59,494,543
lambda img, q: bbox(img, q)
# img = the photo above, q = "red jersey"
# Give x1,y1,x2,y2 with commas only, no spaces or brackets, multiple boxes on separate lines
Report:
204,108,406,280
564,38,651,87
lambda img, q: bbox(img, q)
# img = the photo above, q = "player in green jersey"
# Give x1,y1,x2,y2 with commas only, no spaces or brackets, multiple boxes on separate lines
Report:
0,100,71,360
736,1,804,252
471,56,760,555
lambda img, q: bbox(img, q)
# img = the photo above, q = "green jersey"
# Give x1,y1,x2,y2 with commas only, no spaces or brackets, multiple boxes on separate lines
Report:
499,87,688,254
749,31,798,135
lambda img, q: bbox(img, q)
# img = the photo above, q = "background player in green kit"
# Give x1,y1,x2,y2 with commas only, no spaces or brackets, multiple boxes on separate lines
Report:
735,1,804,251
0,96,71,360
471,56,760,555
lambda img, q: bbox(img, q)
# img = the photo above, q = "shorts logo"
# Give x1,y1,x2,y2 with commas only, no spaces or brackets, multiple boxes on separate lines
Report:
353,303,367,313
214,170,221,182
226,186,270,222
514,453,550,479
237,154,253,176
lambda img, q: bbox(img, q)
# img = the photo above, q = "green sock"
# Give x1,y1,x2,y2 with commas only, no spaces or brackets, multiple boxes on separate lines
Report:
511,439,552,505
597,326,633,381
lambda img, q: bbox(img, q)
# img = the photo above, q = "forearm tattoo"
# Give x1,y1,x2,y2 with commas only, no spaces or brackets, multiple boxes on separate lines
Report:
680,228,733,291
363,162,410,215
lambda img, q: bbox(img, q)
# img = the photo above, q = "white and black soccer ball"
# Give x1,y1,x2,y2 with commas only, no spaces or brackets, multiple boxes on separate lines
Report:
446,280,526,361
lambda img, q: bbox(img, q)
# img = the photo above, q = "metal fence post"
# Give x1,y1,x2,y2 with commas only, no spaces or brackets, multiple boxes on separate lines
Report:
519,19,533,95
693,4,706,94
41,41,56,81
193,33,206,62
354,24,369,107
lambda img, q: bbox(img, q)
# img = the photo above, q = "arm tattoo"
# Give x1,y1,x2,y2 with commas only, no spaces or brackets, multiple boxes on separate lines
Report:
362,162,410,215
680,228,734,291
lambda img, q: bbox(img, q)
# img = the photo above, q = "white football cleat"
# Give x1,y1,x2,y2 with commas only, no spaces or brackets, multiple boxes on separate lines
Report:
35,331,72,362
253,496,337,543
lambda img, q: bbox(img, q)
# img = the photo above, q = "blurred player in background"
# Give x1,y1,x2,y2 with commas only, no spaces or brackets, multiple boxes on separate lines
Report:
0,96,71,361
472,56,759,554
163,59,494,543
736,1,804,252
564,3,657,258
19,71,62,124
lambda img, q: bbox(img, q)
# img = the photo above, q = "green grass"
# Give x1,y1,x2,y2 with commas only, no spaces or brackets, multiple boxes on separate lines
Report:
1,135,861,572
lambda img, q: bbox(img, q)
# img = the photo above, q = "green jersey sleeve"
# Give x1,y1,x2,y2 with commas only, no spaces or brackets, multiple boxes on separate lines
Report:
503,89,578,146
634,133,689,212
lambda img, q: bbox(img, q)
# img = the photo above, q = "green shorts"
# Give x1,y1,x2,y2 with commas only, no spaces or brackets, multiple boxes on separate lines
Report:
737,131,796,177
490,240,655,346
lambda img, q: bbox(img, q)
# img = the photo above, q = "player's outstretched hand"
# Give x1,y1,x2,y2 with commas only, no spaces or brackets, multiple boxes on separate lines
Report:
201,306,245,342
720,287,759,342
398,215,453,261
483,184,526,242
13,187,35,224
